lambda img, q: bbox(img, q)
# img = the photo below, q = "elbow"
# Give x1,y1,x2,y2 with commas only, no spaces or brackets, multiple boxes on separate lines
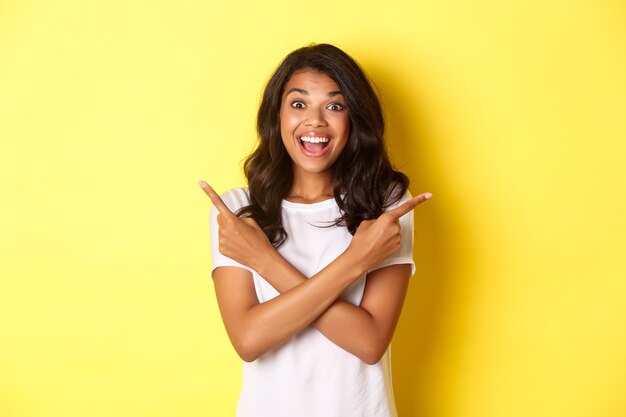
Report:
360,342,389,365
232,332,263,363
361,352,384,366
237,350,259,363
233,342,256,362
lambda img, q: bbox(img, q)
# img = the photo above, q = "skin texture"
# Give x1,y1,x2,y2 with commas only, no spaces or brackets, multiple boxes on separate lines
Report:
199,70,433,363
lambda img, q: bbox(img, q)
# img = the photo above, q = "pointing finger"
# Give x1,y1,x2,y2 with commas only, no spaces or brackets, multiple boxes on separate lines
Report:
198,180,236,217
387,192,433,218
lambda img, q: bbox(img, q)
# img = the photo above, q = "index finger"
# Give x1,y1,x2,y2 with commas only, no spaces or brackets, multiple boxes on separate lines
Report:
198,180,236,217
387,192,433,218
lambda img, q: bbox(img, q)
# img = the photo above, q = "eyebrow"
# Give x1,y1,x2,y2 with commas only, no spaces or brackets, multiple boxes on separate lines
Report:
285,87,343,97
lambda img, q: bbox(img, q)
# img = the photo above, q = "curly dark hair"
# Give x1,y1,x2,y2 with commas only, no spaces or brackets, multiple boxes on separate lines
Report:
237,43,409,247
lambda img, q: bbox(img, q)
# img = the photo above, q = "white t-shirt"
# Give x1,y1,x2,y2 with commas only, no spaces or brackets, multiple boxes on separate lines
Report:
210,187,415,417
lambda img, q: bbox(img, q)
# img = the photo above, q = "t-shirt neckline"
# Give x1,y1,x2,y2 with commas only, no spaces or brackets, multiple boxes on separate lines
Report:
281,197,337,210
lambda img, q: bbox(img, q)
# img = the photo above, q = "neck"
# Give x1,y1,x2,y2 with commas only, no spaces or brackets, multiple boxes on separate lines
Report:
286,168,334,203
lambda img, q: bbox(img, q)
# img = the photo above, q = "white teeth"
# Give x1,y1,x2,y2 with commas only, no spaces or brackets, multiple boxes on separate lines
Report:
300,136,329,143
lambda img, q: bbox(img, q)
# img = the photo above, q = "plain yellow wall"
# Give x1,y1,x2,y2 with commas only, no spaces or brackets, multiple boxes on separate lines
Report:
1,1,625,416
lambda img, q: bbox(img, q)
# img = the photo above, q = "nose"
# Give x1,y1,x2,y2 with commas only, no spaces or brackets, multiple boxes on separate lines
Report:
304,106,327,127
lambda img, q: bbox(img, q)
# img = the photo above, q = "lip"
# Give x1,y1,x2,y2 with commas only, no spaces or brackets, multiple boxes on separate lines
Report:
296,133,332,158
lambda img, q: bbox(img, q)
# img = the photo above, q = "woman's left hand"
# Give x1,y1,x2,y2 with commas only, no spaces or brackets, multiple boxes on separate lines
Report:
199,180,274,270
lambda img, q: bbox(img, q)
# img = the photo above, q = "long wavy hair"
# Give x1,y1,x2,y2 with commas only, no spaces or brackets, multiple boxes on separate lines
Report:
237,43,409,247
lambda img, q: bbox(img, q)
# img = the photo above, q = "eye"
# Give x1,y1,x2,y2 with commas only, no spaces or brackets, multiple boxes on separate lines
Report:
291,100,306,109
327,103,345,111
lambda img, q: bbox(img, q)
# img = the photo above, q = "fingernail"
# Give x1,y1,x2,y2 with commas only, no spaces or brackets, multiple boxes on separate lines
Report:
198,180,207,188
424,192,433,199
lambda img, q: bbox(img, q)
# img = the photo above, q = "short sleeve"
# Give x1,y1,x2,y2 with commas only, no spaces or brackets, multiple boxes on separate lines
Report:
209,188,255,278
366,190,416,277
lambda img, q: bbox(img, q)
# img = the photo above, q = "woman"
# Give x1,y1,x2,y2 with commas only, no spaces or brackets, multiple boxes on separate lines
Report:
199,43,432,417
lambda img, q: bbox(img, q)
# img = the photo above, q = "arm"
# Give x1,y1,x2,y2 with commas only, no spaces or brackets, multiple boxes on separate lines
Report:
200,181,431,362
254,250,411,364
213,246,367,362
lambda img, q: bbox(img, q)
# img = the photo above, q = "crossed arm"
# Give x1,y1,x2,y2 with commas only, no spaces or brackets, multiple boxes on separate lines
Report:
201,182,431,363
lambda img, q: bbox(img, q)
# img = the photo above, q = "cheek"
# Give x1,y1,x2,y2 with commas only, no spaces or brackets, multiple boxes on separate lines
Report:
280,108,299,131
337,115,350,139
279,108,287,133
336,137,349,155
335,117,350,153
279,111,297,151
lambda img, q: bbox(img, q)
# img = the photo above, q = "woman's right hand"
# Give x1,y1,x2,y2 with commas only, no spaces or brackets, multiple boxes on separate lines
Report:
347,192,432,271
199,180,274,271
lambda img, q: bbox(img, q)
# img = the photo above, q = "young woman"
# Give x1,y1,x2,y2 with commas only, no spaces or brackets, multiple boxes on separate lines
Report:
199,43,432,417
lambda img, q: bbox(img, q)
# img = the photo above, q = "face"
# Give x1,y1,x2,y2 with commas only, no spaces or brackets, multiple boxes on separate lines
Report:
279,70,350,177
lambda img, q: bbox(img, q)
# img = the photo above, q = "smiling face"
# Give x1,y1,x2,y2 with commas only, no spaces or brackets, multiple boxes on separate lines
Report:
279,70,350,179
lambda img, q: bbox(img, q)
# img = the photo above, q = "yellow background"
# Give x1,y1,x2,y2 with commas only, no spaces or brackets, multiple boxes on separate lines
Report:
1,1,625,416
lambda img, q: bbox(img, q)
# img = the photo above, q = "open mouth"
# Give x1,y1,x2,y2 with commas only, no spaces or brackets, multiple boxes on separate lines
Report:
298,135,331,156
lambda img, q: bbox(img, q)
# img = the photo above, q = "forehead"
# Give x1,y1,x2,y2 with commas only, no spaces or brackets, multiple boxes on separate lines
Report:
283,70,340,94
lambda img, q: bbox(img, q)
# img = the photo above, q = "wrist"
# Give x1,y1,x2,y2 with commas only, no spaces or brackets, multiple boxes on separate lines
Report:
342,246,369,277
251,243,279,277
